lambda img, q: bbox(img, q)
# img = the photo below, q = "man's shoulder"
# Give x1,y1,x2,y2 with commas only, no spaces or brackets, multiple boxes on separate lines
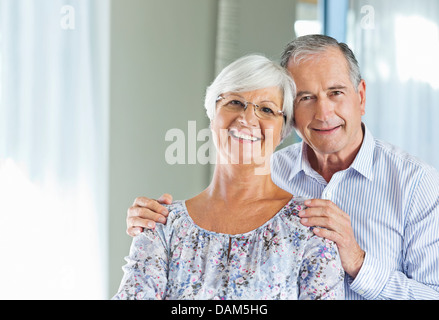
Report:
375,138,435,170
273,142,302,161
373,138,439,183
271,142,303,178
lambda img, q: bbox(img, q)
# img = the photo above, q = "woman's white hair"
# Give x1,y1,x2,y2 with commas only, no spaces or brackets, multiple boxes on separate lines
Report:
204,54,296,142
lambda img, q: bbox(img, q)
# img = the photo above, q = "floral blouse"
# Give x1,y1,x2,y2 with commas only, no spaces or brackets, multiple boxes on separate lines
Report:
113,198,344,300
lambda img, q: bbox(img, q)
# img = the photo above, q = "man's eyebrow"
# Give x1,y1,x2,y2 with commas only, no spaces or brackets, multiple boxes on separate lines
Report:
296,85,348,98
327,85,347,90
296,91,313,97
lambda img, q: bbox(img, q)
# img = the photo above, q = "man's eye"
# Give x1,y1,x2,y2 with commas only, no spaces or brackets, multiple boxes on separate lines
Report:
332,91,343,96
300,96,313,101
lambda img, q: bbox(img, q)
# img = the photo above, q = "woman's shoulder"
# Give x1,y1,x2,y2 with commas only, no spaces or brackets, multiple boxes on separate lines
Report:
277,196,313,233
143,200,192,241
162,200,190,225
163,200,186,214
281,196,308,217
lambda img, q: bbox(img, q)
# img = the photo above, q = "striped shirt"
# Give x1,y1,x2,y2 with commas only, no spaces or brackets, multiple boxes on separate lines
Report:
271,124,439,300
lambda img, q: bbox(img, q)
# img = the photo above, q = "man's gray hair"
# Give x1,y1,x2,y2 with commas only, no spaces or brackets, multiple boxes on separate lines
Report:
205,54,296,142
280,34,362,90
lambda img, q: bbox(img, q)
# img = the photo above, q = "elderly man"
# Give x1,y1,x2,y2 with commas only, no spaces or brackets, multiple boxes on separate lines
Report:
126,35,439,300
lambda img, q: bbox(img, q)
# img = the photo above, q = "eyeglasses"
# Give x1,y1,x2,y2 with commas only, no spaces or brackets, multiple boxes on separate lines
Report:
216,94,285,121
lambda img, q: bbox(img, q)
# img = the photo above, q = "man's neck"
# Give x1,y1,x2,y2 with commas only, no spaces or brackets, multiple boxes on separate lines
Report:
307,126,365,183
307,149,355,182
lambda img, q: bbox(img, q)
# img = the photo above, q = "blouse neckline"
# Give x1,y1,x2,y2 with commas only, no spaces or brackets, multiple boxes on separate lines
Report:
178,197,305,238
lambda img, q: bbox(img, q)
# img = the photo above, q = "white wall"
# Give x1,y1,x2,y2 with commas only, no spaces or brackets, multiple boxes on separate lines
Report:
108,0,218,296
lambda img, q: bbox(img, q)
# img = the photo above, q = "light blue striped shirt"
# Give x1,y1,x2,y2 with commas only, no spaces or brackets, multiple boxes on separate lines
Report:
271,124,439,300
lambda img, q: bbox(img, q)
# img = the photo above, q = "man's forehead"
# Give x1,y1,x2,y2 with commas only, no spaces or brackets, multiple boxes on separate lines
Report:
287,49,351,86
287,47,348,71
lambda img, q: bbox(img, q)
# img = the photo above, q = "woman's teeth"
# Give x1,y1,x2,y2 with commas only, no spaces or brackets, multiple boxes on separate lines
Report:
231,131,260,141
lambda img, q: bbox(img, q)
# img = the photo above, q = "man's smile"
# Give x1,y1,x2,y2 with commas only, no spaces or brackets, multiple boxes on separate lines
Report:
312,125,342,134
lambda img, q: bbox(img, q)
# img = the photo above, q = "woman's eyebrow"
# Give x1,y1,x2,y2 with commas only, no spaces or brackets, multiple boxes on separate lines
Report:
259,99,278,104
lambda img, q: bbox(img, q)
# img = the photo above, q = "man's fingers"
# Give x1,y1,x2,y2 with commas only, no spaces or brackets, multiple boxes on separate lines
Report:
304,198,334,208
299,207,345,232
300,215,336,231
126,206,168,234
157,193,173,205
299,206,328,219
126,195,172,237
132,197,169,216
312,227,342,243
126,213,166,235
127,226,144,237
128,207,167,223
126,215,150,230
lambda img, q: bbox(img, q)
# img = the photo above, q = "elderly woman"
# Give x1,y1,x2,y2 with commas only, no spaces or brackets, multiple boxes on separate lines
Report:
113,55,344,300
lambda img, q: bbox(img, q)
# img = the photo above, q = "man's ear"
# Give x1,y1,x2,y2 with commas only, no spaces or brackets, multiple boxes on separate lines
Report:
357,79,366,116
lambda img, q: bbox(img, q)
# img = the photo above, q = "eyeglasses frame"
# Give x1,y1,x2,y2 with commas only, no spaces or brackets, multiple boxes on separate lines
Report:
215,94,285,121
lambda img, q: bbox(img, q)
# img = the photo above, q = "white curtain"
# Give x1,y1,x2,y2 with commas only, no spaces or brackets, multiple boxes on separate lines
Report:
0,0,109,299
347,0,439,170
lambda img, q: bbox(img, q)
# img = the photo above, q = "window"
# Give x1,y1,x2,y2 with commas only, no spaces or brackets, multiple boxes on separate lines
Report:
294,0,323,37
347,0,439,169
0,0,109,299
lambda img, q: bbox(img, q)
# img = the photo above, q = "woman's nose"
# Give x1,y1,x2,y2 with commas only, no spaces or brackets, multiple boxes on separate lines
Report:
238,104,259,125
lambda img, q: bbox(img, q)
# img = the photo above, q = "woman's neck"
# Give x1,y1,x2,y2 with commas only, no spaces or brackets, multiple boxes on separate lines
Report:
186,162,292,234
205,163,277,203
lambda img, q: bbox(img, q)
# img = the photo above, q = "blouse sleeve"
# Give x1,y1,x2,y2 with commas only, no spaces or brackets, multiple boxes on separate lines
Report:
298,235,345,300
112,227,169,300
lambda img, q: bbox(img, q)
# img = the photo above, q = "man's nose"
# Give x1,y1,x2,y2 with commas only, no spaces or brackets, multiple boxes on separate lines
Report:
314,98,335,121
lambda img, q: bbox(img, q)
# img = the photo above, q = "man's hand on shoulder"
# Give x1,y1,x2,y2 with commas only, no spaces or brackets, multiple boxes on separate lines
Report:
126,194,173,236
299,199,365,278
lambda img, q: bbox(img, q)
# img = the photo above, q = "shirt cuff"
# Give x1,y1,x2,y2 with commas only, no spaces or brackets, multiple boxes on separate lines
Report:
348,252,391,300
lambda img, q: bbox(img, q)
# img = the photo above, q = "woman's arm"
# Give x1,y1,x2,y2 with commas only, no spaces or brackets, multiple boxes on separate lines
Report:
113,227,169,300
298,235,345,300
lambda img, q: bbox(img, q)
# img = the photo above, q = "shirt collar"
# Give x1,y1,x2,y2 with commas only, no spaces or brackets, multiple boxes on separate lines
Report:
288,123,375,181
287,140,314,181
350,123,375,181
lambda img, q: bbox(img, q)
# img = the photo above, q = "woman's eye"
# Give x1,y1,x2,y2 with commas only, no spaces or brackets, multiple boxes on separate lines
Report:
260,106,275,114
229,100,245,107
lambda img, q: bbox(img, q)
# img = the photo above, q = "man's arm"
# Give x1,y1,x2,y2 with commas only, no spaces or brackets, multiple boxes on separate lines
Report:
351,169,439,300
126,194,172,236
300,170,439,299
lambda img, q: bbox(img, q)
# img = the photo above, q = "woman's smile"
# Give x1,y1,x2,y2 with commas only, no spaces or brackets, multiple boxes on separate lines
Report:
229,129,262,143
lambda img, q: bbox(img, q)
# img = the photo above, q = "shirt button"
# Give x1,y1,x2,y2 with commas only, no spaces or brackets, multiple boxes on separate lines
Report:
323,191,332,198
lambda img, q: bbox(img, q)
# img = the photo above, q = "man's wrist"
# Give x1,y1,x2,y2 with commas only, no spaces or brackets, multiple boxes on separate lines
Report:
346,249,365,279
